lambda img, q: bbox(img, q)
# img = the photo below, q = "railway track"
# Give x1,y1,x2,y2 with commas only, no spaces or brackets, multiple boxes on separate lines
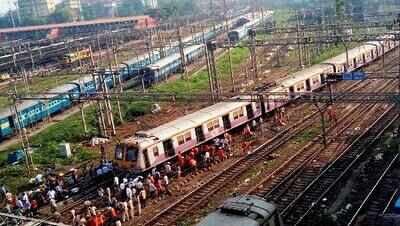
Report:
246,79,394,200
40,171,122,223
141,62,393,226
280,106,398,226
341,153,399,226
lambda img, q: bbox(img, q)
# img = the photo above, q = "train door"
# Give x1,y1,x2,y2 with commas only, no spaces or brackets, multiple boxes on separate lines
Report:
246,105,254,119
320,74,326,84
362,54,366,64
163,139,175,157
353,58,357,68
143,149,151,168
371,50,374,59
222,114,231,129
305,79,311,91
195,126,205,142
289,86,295,99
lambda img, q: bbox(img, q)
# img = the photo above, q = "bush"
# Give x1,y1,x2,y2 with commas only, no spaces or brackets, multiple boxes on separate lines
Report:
124,101,152,121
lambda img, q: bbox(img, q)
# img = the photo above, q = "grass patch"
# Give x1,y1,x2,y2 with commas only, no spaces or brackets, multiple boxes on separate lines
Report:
0,166,31,193
153,47,250,94
293,127,321,145
311,43,359,65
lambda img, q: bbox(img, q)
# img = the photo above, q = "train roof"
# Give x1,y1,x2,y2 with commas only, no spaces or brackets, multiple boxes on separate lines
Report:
39,83,78,100
125,101,249,147
68,75,94,86
122,51,160,66
281,64,330,87
324,44,376,65
0,100,40,118
197,195,276,226
147,44,204,70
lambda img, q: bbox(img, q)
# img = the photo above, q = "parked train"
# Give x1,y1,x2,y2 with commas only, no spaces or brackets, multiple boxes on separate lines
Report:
62,48,92,65
227,15,265,43
113,35,398,173
0,13,272,142
197,195,283,226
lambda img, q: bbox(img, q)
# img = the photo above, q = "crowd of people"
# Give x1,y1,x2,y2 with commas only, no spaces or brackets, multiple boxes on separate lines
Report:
0,124,260,226
67,131,242,225
0,169,79,219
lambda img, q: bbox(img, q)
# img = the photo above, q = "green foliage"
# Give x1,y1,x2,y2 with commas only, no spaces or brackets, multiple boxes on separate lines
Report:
81,3,109,20
158,0,199,18
0,11,18,28
153,47,249,94
49,6,74,23
21,17,48,26
123,101,152,121
311,44,358,65
0,166,30,193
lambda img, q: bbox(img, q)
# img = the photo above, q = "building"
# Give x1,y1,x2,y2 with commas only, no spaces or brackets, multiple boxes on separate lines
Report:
81,0,120,18
18,0,56,19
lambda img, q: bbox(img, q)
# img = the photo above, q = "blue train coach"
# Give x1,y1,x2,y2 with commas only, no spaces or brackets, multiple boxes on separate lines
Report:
142,44,205,84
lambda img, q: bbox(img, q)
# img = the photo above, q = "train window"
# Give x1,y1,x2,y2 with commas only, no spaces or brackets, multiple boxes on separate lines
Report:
177,132,192,145
126,147,138,161
233,108,244,120
115,145,123,160
153,146,159,157
207,119,220,132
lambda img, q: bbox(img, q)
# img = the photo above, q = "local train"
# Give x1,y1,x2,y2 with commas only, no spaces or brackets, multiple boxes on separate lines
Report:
62,48,91,65
0,12,272,141
197,195,283,226
113,35,398,173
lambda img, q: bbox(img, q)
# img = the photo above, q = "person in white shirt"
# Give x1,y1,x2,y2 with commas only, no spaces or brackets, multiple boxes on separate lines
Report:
126,187,132,201
47,190,56,200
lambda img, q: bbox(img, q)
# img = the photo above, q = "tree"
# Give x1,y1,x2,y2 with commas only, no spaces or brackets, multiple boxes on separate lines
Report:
81,3,109,20
118,0,145,17
49,7,74,23
158,0,199,19
21,17,48,26
0,12,15,28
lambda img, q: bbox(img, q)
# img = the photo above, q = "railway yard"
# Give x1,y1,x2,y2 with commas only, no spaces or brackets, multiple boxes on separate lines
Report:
2,1,400,226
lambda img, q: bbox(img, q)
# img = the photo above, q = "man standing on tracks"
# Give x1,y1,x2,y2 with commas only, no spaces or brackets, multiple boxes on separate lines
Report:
327,106,338,124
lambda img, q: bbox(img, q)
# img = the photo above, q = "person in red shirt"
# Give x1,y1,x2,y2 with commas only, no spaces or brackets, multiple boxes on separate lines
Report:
216,147,226,162
177,152,185,169
30,199,38,216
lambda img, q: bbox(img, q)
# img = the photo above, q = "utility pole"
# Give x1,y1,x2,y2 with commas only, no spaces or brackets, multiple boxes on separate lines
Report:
207,41,221,100
296,11,303,68
203,31,215,103
178,27,188,79
228,40,235,92
92,73,107,137
29,43,35,71
10,84,32,169
102,72,116,136
249,29,258,79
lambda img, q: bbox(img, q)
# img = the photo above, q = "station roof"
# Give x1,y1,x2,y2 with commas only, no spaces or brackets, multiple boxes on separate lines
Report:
0,16,153,34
